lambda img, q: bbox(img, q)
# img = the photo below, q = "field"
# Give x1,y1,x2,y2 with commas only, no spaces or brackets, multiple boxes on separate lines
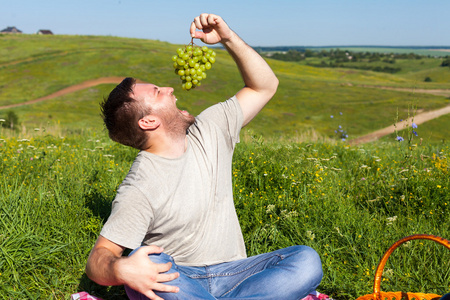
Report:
1,34,450,141
1,132,449,299
0,34,449,299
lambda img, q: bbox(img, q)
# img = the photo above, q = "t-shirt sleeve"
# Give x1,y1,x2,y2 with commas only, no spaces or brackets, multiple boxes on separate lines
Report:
196,96,243,144
100,183,154,250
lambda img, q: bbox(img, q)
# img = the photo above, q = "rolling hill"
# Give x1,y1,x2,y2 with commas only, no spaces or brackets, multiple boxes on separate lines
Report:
1,34,449,142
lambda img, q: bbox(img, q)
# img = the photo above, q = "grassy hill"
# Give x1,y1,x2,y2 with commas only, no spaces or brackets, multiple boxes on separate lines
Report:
0,35,449,299
1,34,449,142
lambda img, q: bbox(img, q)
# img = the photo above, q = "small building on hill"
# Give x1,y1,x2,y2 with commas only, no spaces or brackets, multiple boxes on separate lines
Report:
37,29,53,35
1,26,22,34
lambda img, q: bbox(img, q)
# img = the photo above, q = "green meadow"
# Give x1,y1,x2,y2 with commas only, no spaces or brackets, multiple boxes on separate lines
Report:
0,34,449,299
1,34,449,140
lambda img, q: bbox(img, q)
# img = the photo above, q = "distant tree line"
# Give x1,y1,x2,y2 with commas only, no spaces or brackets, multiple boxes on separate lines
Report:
266,48,425,61
263,48,449,74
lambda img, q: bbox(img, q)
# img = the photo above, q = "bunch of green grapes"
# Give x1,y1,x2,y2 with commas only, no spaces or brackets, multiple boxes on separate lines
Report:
172,41,216,91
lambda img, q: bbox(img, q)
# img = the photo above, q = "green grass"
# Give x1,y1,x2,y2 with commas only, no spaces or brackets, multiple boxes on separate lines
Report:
1,34,449,299
0,131,448,299
1,34,449,141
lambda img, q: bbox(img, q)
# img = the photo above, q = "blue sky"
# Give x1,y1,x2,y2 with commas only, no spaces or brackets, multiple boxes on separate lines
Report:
1,0,449,46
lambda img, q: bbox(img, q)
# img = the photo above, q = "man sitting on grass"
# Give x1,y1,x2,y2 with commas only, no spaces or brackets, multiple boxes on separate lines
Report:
85,13,323,300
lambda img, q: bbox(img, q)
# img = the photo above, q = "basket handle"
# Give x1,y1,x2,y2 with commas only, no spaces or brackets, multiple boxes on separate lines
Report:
373,234,450,297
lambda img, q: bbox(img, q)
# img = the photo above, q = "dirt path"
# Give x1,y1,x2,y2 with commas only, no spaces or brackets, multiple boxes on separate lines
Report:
347,85,450,144
1,78,449,144
349,104,450,145
0,77,127,110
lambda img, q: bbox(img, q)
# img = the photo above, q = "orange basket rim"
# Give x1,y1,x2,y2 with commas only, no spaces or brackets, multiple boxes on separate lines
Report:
357,234,450,300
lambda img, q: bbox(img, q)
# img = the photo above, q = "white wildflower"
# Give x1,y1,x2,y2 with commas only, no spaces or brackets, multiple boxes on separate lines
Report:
386,216,397,225
266,204,275,214
306,230,315,240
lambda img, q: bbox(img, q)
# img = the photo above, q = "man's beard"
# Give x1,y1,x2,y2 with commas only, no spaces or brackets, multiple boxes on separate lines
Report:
161,110,195,138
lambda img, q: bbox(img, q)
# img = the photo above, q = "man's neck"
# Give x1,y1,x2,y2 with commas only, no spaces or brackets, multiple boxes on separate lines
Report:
144,134,188,159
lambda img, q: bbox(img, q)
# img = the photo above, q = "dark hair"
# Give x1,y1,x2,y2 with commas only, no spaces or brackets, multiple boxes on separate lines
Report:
100,77,150,149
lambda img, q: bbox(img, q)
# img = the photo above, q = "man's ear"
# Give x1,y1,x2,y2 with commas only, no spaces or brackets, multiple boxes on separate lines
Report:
138,115,160,130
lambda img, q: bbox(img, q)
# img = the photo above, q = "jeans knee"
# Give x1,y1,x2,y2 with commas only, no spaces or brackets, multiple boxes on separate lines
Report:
289,245,323,284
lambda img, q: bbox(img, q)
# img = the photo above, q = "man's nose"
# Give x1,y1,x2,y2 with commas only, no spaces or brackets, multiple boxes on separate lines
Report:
164,87,174,94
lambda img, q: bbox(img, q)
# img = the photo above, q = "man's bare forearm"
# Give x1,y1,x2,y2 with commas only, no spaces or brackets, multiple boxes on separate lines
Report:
86,247,124,286
221,32,278,97
85,240,179,299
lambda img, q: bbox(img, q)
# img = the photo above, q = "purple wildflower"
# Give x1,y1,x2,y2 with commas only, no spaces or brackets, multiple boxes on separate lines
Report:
396,136,404,142
412,122,418,129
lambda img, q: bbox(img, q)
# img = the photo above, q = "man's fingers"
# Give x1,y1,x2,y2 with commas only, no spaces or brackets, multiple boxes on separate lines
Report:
143,289,163,300
138,245,164,256
206,14,219,26
156,261,172,273
152,282,180,294
156,270,180,283
190,21,197,38
191,13,220,36
199,13,208,26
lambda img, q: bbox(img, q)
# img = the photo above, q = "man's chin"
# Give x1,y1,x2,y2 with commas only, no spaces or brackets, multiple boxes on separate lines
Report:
180,110,195,124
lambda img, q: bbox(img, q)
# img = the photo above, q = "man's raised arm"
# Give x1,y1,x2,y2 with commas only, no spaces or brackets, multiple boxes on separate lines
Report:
191,14,279,126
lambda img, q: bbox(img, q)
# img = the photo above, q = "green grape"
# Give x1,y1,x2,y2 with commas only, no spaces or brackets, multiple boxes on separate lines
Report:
177,58,185,66
171,39,216,91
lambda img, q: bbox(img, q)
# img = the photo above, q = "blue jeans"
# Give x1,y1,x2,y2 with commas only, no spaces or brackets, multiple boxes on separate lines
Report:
125,245,323,300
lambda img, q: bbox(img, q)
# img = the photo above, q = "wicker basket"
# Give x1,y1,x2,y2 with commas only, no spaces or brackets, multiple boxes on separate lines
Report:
356,234,450,300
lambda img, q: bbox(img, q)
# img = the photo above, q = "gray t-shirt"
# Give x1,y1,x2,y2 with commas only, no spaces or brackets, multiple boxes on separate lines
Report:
100,96,247,266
